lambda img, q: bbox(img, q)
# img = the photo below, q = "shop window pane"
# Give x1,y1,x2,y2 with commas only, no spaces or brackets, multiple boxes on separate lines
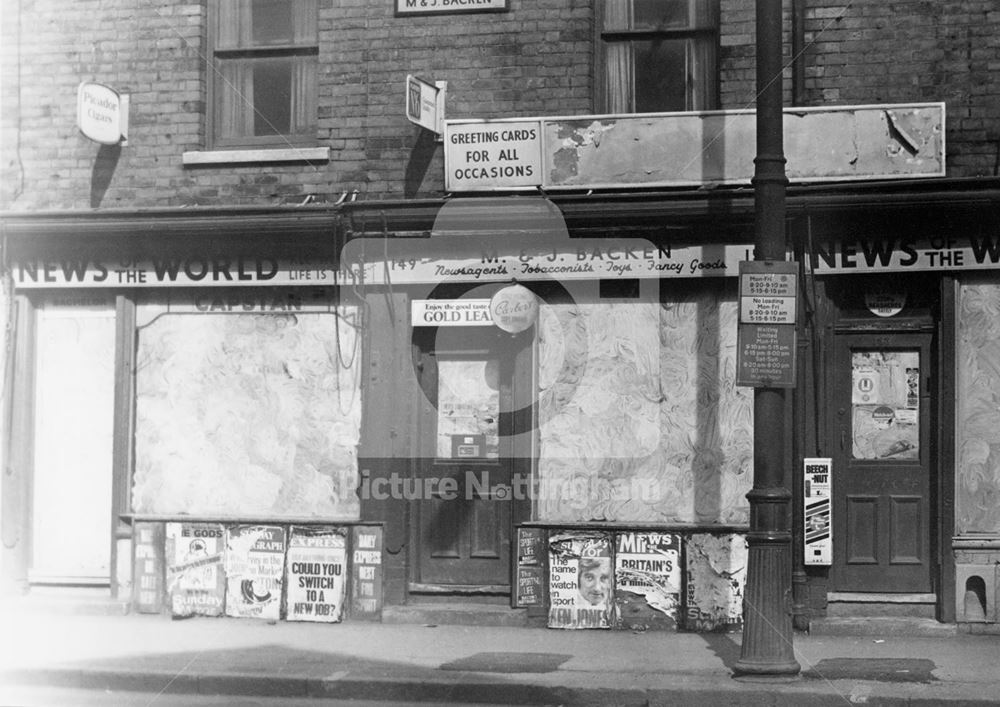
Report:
851,350,920,460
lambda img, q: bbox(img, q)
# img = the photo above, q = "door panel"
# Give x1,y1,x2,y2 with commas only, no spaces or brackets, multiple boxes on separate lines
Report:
830,334,933,593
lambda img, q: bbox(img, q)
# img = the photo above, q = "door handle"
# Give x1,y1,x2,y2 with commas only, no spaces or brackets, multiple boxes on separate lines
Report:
841,427,846,451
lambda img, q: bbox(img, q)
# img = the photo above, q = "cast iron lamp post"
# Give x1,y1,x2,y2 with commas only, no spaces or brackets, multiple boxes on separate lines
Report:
732,0,801,678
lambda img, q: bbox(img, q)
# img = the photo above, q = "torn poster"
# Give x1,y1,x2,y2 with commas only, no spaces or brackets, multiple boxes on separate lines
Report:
225,525,286,620
614,532,680,629
165,522,225,617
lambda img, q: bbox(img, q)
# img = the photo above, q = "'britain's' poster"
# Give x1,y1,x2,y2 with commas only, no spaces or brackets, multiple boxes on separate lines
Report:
284,526,347,623
165,522,226,617
614,532,681,630
225,525,286,620
548,532,613,629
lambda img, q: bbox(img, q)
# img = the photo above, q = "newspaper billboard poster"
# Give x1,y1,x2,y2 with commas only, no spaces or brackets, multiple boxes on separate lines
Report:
614,532,681,630
685,533,748,631
515,527,545,608
225,525,286,620
165,522,226,617
132,521,164,614
285,526,347,622
350,525,383,620
548,532,613,629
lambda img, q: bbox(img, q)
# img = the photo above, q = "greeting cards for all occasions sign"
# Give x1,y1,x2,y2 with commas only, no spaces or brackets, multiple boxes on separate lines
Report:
225,525,286,620
285,526,347,622
548,532,613,629
165,522,226,617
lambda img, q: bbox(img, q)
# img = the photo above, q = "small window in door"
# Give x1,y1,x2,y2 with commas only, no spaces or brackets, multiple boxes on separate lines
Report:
851,350,920,460
436,357,500,460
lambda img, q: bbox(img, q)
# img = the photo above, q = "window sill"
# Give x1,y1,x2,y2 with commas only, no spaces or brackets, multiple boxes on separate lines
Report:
182,146,330,166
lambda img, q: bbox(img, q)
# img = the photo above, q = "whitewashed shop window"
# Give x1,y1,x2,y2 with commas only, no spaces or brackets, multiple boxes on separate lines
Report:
209,0,318,149
536,279,752,525
598,0,718,113
132,292,361,520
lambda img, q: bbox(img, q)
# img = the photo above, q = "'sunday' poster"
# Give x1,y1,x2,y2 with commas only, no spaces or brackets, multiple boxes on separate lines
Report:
284,526,347,622
225,525,286,620
614,532,681,629
548,532,613,629
165,522,226,617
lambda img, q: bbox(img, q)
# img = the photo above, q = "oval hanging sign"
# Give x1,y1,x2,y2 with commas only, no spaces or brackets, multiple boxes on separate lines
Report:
489,284,538,333
77,82,123,145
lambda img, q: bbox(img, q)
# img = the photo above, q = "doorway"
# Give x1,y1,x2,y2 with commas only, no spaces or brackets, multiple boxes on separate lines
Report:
409,322,532,594
828,332,935,593
29,302,116,585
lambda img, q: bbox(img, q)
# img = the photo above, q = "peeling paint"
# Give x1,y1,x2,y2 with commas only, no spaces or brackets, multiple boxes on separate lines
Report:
685,533,748,631
538,104,944,189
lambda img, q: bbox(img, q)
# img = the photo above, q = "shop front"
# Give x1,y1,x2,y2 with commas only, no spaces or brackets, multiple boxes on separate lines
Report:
3,109,1000,632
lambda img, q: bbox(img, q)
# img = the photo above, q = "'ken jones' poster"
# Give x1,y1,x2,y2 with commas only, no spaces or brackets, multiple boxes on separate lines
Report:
548,532,613,629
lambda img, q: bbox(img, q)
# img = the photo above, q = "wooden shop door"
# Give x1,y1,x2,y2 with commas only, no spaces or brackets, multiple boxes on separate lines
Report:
828,332,934,593
410,325,530,593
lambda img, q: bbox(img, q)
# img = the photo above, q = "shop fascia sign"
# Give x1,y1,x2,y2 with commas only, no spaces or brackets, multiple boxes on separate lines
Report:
17,231,1000,290
444,103,945,192
77,81,128,145
396,0,508,16
807,233,1000,274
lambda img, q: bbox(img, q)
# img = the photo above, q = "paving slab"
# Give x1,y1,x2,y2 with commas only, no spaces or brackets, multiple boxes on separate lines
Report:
1,603,999,705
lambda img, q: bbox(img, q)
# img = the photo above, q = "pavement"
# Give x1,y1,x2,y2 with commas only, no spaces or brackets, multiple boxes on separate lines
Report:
2,598,1000,706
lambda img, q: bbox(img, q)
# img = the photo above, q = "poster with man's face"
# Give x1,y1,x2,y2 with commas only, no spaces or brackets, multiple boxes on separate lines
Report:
548,532,613,629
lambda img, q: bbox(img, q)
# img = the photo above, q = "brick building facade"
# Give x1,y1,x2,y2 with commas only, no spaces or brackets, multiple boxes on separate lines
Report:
2,1,1000,631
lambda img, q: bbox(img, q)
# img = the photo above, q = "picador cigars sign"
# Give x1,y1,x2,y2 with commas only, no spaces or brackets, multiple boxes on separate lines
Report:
14,233,1000,289
78,82,127,145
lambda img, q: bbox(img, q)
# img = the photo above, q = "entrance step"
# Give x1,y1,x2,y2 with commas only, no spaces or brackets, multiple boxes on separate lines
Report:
382,602,537,628
809,617,958,637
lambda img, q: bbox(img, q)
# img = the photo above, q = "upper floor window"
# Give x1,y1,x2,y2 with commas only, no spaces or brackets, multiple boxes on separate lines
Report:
209,0,318,149
597,0,718,114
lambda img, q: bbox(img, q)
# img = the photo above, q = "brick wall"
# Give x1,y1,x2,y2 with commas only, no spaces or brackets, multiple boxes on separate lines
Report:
2,0,998,212
796,0,1000,177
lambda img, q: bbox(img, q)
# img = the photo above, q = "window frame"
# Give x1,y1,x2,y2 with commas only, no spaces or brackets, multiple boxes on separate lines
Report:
595,0,720,114
206,0,319,151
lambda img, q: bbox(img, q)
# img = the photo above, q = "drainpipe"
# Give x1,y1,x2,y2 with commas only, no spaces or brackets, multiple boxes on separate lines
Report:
733,0,801,678
792,0,806,105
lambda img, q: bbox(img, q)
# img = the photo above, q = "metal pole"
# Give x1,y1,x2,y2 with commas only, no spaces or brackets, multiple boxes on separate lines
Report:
733,0,801,678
